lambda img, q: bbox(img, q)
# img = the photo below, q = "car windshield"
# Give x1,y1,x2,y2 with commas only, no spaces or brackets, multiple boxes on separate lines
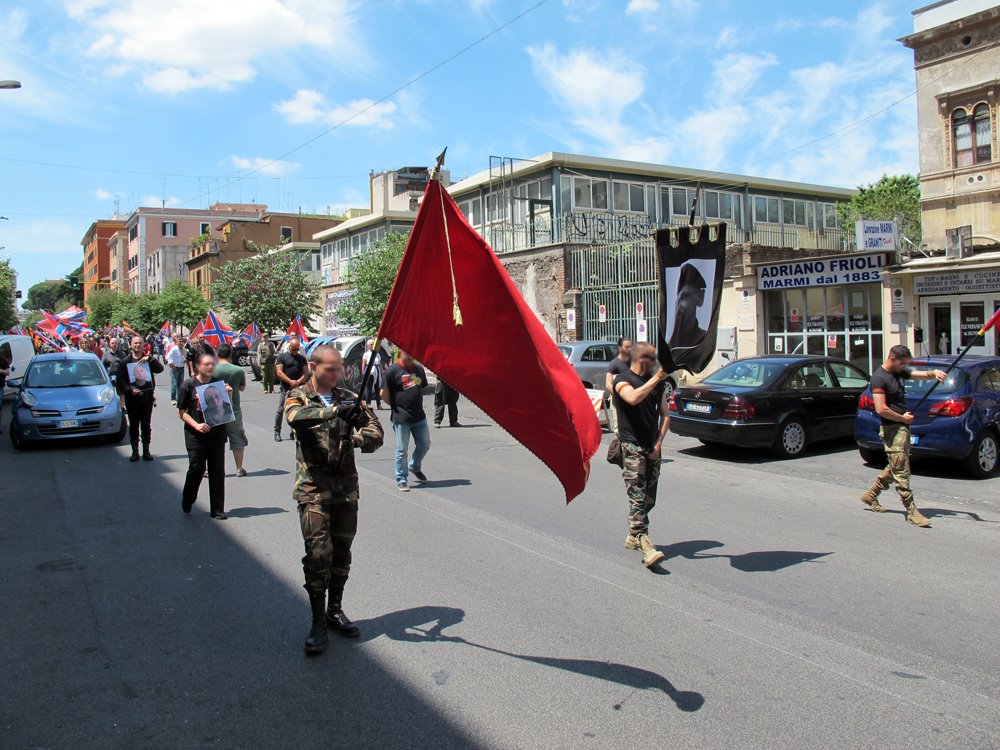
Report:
702,360,786,388
25,360,107,388
903,366,967,396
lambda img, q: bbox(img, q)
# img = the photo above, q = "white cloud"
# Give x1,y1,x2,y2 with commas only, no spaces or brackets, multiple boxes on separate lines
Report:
275,89,398,129
228,156,302,177
141,195,181,208
93,188,114,200
626,0,659,12
67,0,365,93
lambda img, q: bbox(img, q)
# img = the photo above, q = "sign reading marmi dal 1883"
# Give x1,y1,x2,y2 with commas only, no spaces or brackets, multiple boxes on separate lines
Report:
757,253,887,289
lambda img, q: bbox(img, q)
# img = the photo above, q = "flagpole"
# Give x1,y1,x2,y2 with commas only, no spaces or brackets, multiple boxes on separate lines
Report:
355,148,449,407
912,307,1000,412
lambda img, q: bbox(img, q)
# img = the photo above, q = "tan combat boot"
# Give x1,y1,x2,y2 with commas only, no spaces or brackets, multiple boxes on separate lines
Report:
906,504,931,527
860,488,886,513
625,534,641,550
638,535,665,568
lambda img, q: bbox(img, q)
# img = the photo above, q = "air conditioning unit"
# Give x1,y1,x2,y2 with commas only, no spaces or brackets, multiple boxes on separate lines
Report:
945,225,973,258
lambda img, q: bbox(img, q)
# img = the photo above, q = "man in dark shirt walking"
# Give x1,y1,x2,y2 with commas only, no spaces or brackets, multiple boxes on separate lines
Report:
860,345,945,527
613,341,669,569
605,337,632,435
274,336,308,442
381,350,431,491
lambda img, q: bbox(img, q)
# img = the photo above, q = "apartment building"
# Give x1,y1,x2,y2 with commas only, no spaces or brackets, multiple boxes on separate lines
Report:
80,218,126,301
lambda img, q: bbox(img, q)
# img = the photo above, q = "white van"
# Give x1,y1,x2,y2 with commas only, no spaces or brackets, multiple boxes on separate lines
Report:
0,334,36,396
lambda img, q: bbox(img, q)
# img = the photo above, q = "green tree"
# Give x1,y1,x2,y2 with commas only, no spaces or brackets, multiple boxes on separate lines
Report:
334,232,408,336
85,288,122,328
156,279,208,329
22,280,65,311
837,174,921,246
110,291,161,334
0,257,17,330
210,244,321,332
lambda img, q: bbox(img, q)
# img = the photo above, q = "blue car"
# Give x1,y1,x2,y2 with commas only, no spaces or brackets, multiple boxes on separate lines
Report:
855,356,1000,478
8,352,126,450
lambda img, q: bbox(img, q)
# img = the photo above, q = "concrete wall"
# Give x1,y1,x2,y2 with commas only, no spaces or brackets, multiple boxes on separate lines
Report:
497,245,568,339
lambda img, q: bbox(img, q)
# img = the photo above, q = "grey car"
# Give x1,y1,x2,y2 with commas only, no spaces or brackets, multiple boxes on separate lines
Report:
9,352,126,449
558,340,677,399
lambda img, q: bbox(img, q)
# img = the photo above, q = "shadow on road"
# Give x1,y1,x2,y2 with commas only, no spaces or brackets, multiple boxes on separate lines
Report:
417,479,473,489
356,606,705,713
878,507,998,524
225,506,289,518
658,540,832,572
677,438,855,464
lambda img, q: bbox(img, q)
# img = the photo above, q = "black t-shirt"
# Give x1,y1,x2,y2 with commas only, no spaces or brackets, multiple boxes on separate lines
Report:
385,363,427,424
607,357,629,381
276,351,308,389
177,377,228,440
613,369,665,450
870,366,910,426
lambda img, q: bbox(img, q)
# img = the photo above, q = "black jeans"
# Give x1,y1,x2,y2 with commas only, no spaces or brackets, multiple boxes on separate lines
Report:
124,394,154,450
182,432,226,514
274,387,291,433
434,381,459,425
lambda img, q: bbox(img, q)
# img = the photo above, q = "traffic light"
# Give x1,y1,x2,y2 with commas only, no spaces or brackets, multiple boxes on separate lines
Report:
66,274,79,289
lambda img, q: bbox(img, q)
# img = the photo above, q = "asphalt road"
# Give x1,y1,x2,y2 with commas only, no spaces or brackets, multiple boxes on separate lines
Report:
2,379,999,749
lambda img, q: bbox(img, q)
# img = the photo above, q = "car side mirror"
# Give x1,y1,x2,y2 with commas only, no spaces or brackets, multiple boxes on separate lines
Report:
7,377,21,387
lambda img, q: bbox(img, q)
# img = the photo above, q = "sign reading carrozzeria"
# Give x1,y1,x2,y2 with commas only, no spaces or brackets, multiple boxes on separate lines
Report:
913,268,1000,296
756,253,887,289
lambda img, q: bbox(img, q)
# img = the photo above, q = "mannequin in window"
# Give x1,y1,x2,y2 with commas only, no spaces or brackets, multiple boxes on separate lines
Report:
938,330,950,356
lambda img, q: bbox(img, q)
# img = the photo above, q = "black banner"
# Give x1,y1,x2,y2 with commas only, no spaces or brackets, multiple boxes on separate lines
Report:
656,223,727,374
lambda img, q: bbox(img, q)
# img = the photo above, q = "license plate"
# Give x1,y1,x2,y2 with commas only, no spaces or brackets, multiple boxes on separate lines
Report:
58,419,79,429
910,435,919,445
685,402,712,414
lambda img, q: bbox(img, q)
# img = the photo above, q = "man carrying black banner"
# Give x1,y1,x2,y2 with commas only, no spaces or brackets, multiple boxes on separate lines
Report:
613,342,669,569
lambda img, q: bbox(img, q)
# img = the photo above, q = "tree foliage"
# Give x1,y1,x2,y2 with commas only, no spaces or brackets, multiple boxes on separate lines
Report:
156,279,208,329
0,257,17,330
22,263,85,310
85,288,121,328
109,292,162,334
210,244,320,332
335,233,408,336
837,174,921,246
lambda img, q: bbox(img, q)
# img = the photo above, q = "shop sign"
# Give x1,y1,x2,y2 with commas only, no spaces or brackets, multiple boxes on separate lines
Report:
855,221,898,251
757,253,887,289
913,268,1000,296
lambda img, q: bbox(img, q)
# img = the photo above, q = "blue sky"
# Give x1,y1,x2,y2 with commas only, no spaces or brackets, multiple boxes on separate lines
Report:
0,0,920,300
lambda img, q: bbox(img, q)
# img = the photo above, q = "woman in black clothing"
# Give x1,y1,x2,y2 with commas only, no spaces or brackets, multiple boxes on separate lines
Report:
117,335,164,462
177,352,231,520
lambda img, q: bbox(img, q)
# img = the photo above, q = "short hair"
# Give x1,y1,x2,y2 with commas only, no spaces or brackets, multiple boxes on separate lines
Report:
616,337,632,348
630,341,656,362
196,351,215,366
888,344,912,360
217,343,233,359
310,344,341,364
677,263,707,292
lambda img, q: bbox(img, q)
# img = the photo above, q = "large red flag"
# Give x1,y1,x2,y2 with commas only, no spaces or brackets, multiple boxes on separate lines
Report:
378,178,601,503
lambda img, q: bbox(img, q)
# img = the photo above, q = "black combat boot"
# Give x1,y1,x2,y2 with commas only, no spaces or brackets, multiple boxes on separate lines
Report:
142,442,153,461
326,577,360,638
304,593,329,654
129,442,140,462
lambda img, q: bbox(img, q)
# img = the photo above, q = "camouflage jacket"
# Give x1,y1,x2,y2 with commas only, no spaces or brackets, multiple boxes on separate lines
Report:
284,383,384,503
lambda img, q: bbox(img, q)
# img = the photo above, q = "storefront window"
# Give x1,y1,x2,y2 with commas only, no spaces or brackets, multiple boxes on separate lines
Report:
785,289,805,333
960,301,985,347
929,303,952,355
806,287,826,332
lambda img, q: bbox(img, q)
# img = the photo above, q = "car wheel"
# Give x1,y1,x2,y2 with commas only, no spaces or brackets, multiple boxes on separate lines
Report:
963,431,999,478
10,424,30,450
772,418,808,459
663,379,675,403
858,446,885,466
249,356,261,380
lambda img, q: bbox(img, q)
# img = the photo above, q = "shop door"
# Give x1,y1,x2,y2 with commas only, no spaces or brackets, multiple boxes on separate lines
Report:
958,300,989,356
928,303,953,356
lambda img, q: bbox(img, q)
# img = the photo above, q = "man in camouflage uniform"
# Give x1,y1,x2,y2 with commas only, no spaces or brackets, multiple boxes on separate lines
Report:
284,344,384,654
257,332,276,394
612,341,670,569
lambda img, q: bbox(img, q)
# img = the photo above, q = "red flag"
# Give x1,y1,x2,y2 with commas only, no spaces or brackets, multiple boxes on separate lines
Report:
203,310,234,348
189,319,205,339
378,179,601,503
284,315,310,344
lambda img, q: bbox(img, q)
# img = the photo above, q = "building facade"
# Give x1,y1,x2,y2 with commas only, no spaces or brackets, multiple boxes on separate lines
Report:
894,0,1000,358
121,204,267,294
145,245,189,293
81,218,126,301
188,212,338,300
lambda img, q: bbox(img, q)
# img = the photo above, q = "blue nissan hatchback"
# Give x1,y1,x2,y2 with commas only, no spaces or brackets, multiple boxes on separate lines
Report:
854,356,1000,478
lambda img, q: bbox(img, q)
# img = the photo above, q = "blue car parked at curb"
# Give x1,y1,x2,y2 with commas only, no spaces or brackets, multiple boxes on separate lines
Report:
855,356,1000,478
8,352,126,450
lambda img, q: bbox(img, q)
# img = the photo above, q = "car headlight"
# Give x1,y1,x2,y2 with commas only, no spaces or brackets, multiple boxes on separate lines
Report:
20,391,37,408
98,387,116,404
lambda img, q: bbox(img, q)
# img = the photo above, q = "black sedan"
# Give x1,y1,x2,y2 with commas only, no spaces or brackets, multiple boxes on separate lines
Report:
669,356,871,458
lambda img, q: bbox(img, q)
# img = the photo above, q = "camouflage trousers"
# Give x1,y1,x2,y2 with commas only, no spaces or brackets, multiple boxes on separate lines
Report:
870,423,914,507
298,498,358,596
621,441,660,536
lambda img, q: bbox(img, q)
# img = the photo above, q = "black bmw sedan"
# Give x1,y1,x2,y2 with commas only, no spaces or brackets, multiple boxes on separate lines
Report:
668,356,871,458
